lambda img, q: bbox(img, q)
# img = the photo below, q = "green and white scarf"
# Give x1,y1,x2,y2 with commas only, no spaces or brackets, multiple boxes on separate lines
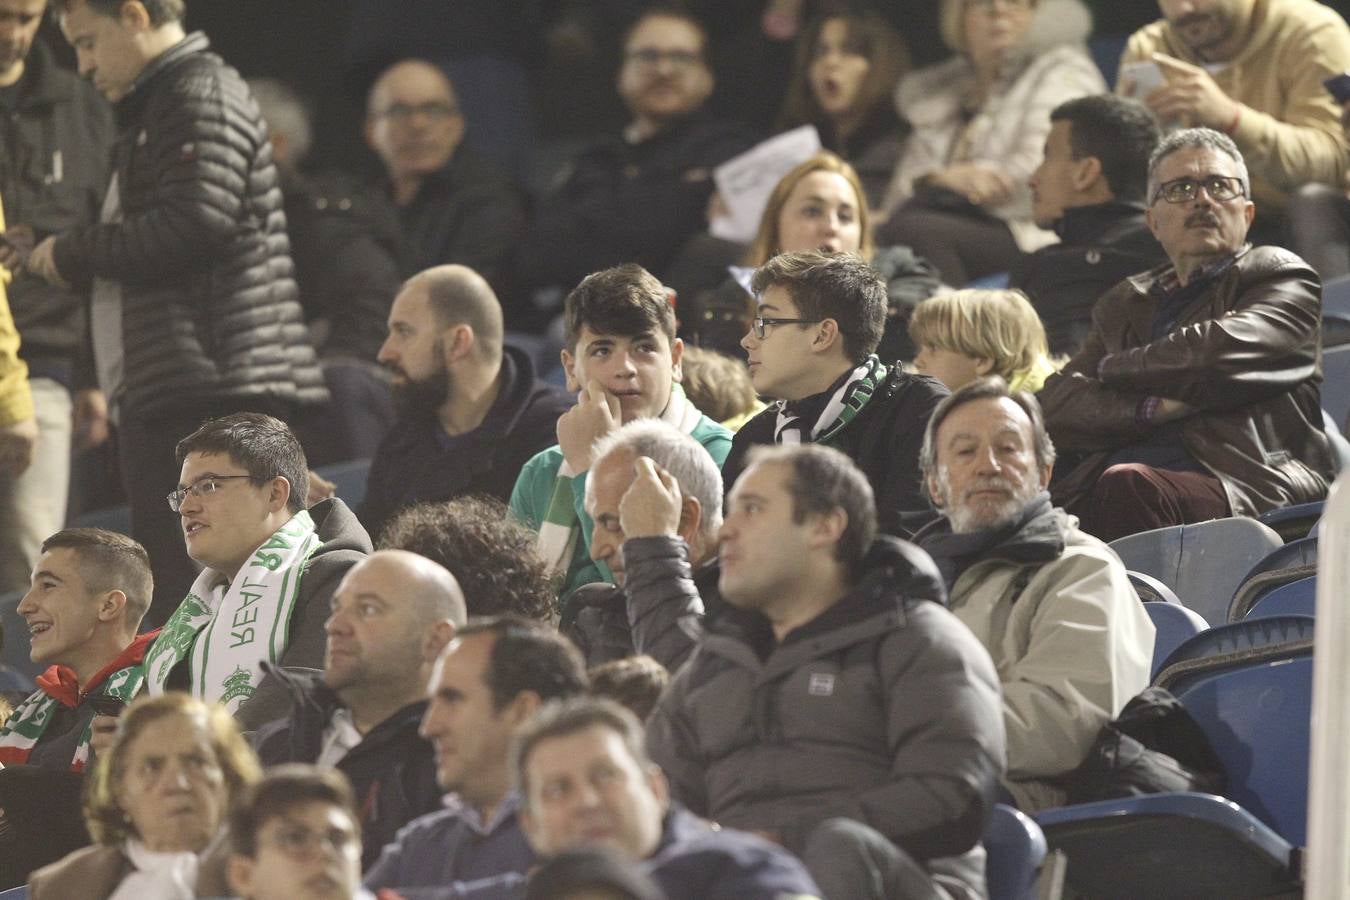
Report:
537,384,703,578
143,511,320,715
0,664,144,772
774,355,888,446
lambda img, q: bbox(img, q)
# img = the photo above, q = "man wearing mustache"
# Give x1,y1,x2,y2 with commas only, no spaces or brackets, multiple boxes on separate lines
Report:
1039,128,1336,542
358,265,572,540
917,378,1154,811
1118,0,1350,242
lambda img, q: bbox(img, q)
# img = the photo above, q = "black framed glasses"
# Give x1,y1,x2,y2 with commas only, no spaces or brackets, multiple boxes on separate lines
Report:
166,475,258,512
374,101,459,125
624,49,704,70
751,316,822,339
263,823,359,861
1151,175,1247,205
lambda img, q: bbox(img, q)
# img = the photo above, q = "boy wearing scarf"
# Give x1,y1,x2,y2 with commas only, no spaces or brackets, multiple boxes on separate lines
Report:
510,264,731,597
727,250,948,539
143,413,371,730
0,528,153,771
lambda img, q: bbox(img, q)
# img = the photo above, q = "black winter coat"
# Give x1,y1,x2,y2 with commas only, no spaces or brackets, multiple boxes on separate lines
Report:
252,665,441,869
723,368,948,539
50,33,327,419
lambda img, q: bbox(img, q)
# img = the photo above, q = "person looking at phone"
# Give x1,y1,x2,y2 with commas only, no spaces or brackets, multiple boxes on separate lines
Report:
1119,0,1350,241
0,528,155,772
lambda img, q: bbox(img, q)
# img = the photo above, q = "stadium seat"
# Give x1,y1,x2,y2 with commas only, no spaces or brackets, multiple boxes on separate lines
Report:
1244,576,1316,621
1142,601,1208,680
1228,535,1317,621
1109,518,1282,627
315,458,372,513
1088,35,1128,89
984,804,1047,900
1156,634,1314,845
0,886,25,899
1154,615,1314,677
1127,570,1181,605
1321,344,1350,435
1035,792,1299,899
1255,500,1323,542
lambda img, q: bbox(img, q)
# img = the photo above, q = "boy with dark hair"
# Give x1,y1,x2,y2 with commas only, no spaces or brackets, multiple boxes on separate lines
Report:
510,264,730,595
226,764,370,900
728,250,947,539
143,413,371,729
0,528,154,771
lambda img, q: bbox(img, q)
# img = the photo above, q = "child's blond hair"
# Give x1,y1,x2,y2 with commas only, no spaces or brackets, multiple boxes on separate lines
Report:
908,290,1055,387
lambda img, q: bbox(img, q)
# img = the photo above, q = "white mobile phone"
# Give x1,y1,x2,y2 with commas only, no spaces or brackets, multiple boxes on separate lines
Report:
1120,60,1166,98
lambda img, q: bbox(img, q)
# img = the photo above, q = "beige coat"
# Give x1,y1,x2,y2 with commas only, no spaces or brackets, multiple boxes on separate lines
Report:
1121,0,1350,212
945,510,1154,811
883,0,1106,251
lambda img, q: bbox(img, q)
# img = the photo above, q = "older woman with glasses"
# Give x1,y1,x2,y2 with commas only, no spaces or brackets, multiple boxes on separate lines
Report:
27,693,262,900
877,0,1106,286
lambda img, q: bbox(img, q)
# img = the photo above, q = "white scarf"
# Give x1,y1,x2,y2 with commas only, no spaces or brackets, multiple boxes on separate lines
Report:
108,840,198,900
143,511,320,715
537,384,703,578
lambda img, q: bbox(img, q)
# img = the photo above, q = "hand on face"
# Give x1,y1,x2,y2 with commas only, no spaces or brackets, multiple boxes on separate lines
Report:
1144,53,1241,130
557,379,622,473
618,456,683,539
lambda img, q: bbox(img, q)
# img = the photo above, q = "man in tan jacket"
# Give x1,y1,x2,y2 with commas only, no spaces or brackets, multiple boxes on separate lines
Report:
1119,0,1350,229
916,377,1154,811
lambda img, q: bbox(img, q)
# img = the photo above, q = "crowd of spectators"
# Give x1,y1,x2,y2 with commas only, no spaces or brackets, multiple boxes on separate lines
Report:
0,0,1348,897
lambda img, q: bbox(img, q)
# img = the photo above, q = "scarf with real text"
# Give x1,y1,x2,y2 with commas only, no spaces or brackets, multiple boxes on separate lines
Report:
774,354,888,445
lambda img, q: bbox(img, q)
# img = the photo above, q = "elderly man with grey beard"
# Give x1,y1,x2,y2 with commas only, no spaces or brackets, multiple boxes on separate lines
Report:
915,377,1155,811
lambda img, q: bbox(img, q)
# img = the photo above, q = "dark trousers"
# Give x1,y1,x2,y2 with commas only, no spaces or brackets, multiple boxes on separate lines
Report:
1069,463,1231,543
117,397,294,628
876,209,1020,287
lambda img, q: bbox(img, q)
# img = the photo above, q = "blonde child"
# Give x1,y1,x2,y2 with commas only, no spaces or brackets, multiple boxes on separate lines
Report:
908,289,1058,392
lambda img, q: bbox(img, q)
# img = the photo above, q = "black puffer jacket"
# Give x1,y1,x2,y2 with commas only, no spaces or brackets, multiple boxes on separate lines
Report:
51,33,326,419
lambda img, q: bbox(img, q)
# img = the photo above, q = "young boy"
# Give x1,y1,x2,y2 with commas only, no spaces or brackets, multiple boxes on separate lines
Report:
510,264,731,595
909,289,1058,393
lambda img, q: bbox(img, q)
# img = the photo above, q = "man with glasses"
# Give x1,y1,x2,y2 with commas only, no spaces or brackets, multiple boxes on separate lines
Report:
515,8,755,325
726,250,948,539
365,59,522,289
1040,128,1335,541
143,413,372,729
225,764,374,900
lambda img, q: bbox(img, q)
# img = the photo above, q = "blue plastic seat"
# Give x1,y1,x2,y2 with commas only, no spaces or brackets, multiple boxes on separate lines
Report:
1255,500,1324,542
1142,601,1208,680
1153,615,1314,677
1109,518,1282,627
984,804,1046,900
1127,570,1181,605
314,458,372,512
1157,639,1314,845
66,503,132,536
1035,793,1298,899
1322,344,1350,435
1244,576,1316,620
1228,535,1317,621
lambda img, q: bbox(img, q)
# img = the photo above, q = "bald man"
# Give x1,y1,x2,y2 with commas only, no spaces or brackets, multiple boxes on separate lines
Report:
358,265,573,539
252,549,468,867
364,58,523,287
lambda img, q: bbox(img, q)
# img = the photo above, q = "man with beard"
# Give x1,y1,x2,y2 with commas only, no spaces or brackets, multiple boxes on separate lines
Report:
1118,0,1350,238
358,265,573,541
1038,128,1337,541
916,378,1154,811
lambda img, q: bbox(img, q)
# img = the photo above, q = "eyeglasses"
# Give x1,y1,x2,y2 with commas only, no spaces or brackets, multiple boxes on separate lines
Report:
624,49,704,71
1151,175,1247,205
263,823,359,861
166,475,258,512
373,101,459,125
751,316,822,340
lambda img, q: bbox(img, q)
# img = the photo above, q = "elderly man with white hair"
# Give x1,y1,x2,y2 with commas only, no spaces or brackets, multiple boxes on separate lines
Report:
563,418,724,670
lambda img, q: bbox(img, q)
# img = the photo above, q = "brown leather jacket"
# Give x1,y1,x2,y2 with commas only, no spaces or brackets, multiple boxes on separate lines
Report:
1040,245,1335,516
